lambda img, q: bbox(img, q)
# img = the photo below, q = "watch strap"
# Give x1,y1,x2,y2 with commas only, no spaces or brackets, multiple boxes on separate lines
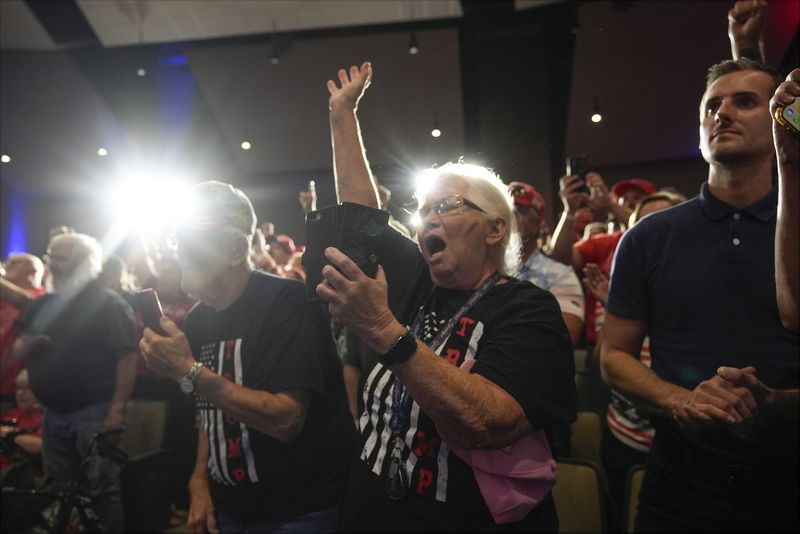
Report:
180,361,203,394
379,330,417,366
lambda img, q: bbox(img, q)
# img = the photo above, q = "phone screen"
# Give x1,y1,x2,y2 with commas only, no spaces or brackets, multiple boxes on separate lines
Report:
778,100,800,135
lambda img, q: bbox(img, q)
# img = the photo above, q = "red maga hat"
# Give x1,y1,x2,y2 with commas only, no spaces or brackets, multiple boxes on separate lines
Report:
508,181,546,215
611,178,656,197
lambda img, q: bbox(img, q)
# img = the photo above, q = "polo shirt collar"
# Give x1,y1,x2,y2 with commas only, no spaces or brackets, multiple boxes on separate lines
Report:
698,182,776,222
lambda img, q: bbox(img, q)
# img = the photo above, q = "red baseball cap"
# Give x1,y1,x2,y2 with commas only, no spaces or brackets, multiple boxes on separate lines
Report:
508,181,549,235
611,178,656,198
508,182,546,215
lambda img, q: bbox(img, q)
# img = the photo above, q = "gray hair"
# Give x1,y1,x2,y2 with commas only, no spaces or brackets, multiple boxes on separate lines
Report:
48,232,103,280
415,162,520,276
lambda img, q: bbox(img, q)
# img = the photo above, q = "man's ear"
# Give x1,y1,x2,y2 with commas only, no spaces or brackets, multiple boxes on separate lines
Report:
485,217,507,247
229,235,251,266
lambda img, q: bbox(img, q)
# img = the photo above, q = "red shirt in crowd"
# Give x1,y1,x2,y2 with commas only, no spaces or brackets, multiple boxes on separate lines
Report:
0,287,47,397
0,405,43,468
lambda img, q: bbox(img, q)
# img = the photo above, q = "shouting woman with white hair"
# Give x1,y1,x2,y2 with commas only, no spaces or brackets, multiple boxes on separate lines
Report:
317,62,577,532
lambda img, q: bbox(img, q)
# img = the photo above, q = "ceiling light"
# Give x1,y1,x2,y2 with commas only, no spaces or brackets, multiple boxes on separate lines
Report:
137,68,147,77
431,128,442,138
241,141,252,150
1,154,10,163
97,148,108,156
408,32,419,55
591,96,602,123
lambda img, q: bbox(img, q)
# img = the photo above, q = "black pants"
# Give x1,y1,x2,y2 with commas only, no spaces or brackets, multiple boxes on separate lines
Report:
635,429,798,533
601,425,647,531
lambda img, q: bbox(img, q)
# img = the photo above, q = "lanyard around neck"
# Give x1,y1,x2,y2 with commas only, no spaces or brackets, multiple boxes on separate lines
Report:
390,271,501,438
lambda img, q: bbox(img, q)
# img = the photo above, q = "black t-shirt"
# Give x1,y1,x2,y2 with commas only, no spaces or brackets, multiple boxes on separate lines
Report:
183,271,357,519
17,281,138,413
344,229,576,530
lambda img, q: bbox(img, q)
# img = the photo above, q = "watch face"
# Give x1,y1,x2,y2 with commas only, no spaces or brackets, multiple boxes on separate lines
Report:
180,379,194,394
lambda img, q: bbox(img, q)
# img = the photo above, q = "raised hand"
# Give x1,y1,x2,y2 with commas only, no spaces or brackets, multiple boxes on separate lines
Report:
558,174,589,215
315,247,397,352
728,0,767,59
585,172,616,212
298,180,317,214
771,68,800,167
327,62,373,112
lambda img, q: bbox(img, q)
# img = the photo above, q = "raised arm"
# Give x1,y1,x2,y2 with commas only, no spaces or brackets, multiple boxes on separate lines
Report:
548,174,588,267
771,68,800,333
728,0,767,61
585,172,632,229
327,62,380,207
0,278,35,311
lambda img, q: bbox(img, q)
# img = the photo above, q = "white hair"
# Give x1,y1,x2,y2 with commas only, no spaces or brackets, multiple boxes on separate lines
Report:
415,162,520,276
48,232,103,280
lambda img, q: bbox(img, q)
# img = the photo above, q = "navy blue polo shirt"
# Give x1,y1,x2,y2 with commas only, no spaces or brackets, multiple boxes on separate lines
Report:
607,182,798,392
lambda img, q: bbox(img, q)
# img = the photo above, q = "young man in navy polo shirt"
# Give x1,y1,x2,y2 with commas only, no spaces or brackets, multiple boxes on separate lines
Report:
601,58,798,532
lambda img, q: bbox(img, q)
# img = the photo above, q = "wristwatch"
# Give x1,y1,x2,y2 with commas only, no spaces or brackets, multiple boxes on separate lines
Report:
179,361,204,395
379,330,417,366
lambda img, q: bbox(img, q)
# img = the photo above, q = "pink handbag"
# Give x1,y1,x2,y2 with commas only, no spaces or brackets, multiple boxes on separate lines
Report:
445,359,557,524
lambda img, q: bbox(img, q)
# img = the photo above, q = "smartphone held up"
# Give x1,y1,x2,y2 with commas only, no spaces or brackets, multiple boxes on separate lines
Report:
134,288,167,336
566,155,591,195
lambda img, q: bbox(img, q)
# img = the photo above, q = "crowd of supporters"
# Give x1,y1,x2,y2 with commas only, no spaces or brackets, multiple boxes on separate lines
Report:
0,1,797,532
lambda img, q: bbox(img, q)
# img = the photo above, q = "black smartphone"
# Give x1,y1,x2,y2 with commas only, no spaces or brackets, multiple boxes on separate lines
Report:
134,289,167,336
302,202,390,301
566,155,591,195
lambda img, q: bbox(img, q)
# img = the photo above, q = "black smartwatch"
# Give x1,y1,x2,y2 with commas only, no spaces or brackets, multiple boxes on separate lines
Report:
379,330,417,366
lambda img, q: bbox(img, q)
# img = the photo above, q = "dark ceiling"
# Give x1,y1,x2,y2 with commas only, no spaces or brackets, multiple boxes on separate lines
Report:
1,0,798,255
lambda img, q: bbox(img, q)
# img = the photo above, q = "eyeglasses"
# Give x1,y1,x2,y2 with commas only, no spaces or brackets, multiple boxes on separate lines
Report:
417,195,485,219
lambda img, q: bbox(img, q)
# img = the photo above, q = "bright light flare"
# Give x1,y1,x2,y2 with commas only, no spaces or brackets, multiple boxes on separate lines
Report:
591,113,602,123
410,212,422,227
110,170,196,233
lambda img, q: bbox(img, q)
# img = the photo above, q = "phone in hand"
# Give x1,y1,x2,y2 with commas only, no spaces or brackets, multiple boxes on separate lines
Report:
775,100,800,137
134,289,167,336
302,202,390,301
566,155,591,195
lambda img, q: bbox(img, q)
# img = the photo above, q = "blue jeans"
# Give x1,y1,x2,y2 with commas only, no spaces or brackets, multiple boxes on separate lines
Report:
42,403,124,532
215,506,338,533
